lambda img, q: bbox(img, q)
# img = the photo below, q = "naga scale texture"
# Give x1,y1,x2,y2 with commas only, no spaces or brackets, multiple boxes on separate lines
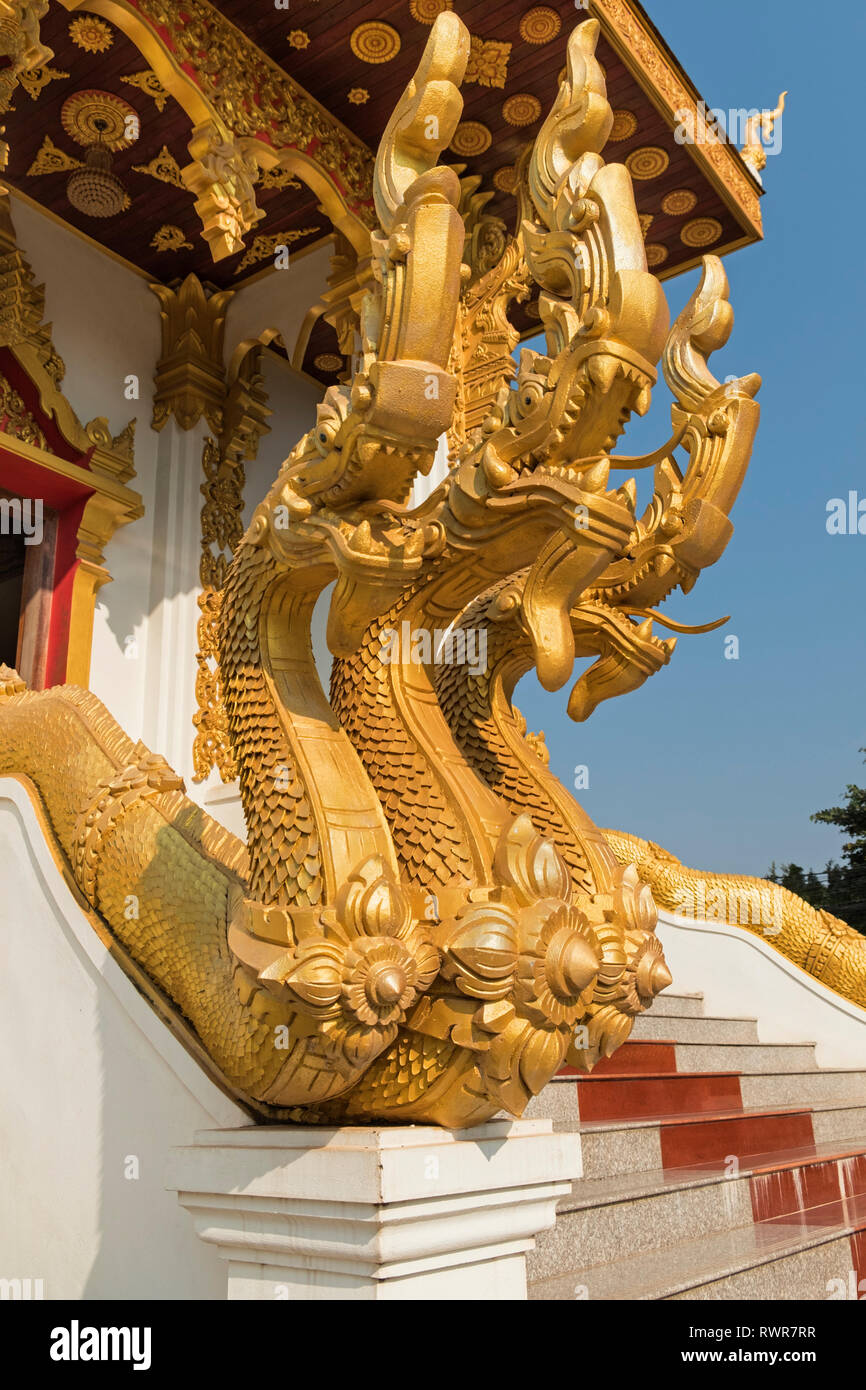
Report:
605,830,866,1010
3,13,842,1127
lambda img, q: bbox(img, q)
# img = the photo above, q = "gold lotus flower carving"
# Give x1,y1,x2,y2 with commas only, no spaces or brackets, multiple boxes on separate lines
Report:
516,904,601,1027
259,859,439,1065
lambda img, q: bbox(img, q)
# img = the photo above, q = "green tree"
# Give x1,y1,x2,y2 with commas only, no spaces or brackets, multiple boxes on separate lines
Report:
811,750,866,868
765,751,866,934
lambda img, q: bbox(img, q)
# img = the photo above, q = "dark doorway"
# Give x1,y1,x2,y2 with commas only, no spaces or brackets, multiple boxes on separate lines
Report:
0,489,58,688
0,528,25,668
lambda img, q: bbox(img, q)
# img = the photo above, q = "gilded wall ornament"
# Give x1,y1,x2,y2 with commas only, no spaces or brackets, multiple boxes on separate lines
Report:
350,21,401,64
61,90,138,151
68,15,112,51
286,29,309,50
99,0,376,247
661,188,697,216
450,121,491,156
132,144,185,187
447,170,530,453
0,371,46,447
644,241,667,267
233,226,321,274
347,88,369,105
182,118,265,260
609,109,638,141
638,212,653,237
150,273,232,433
465,36,510,88
0,191,142,685
193,342,271,784
259,165,302,190
519,7,561,45
26,134,81,176
625,145,669,179
120,70,169,112
151,223,193,252
503,93,542,126
680,215,722,247
18,63,69,99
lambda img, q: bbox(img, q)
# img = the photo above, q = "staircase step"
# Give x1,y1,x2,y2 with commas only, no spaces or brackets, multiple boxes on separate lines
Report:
810,1102,866,1146
527,980,866,1301
567,1041,678,1076
750,1148,866,1223
575,1070,743,1122
642,991,705,1018
574,1099,866,1179
632,1012,759,1044
578,1039,822,1079
527,1141,866,1279
573,1105,814,1177
673,1041,818,1073
530,1196,866,1300
741,1070,866,1110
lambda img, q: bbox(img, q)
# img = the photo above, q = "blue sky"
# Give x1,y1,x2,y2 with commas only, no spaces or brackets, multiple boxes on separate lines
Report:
513,0,866,876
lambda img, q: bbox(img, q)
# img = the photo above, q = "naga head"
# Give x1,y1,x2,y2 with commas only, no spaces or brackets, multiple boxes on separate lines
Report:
284,13,470,511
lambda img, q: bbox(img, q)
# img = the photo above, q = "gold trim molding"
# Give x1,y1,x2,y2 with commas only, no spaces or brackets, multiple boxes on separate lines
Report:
589,0,762,237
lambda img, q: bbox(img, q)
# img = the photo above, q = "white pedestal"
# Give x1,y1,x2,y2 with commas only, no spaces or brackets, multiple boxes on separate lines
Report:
166,1118,580,1300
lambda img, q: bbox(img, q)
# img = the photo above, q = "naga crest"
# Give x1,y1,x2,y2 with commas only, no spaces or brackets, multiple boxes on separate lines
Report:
0,14,760,1128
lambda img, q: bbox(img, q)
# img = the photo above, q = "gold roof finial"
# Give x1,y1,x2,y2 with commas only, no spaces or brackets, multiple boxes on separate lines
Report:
741,90,787,182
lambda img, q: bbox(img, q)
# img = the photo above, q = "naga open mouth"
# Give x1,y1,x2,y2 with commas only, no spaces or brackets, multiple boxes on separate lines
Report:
290,424,436,510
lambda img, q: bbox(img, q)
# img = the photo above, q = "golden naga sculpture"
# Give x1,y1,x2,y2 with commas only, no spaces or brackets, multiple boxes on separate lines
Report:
605,830,866,1010
0,15,788,1124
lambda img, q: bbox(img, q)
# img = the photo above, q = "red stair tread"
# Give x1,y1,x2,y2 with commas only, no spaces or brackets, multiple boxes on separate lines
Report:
659,1106,815,1169
576,1070,742,1122
561,1041,678,1077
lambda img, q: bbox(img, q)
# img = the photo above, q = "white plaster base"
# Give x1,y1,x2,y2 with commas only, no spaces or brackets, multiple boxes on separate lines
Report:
167,1119,580,1300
